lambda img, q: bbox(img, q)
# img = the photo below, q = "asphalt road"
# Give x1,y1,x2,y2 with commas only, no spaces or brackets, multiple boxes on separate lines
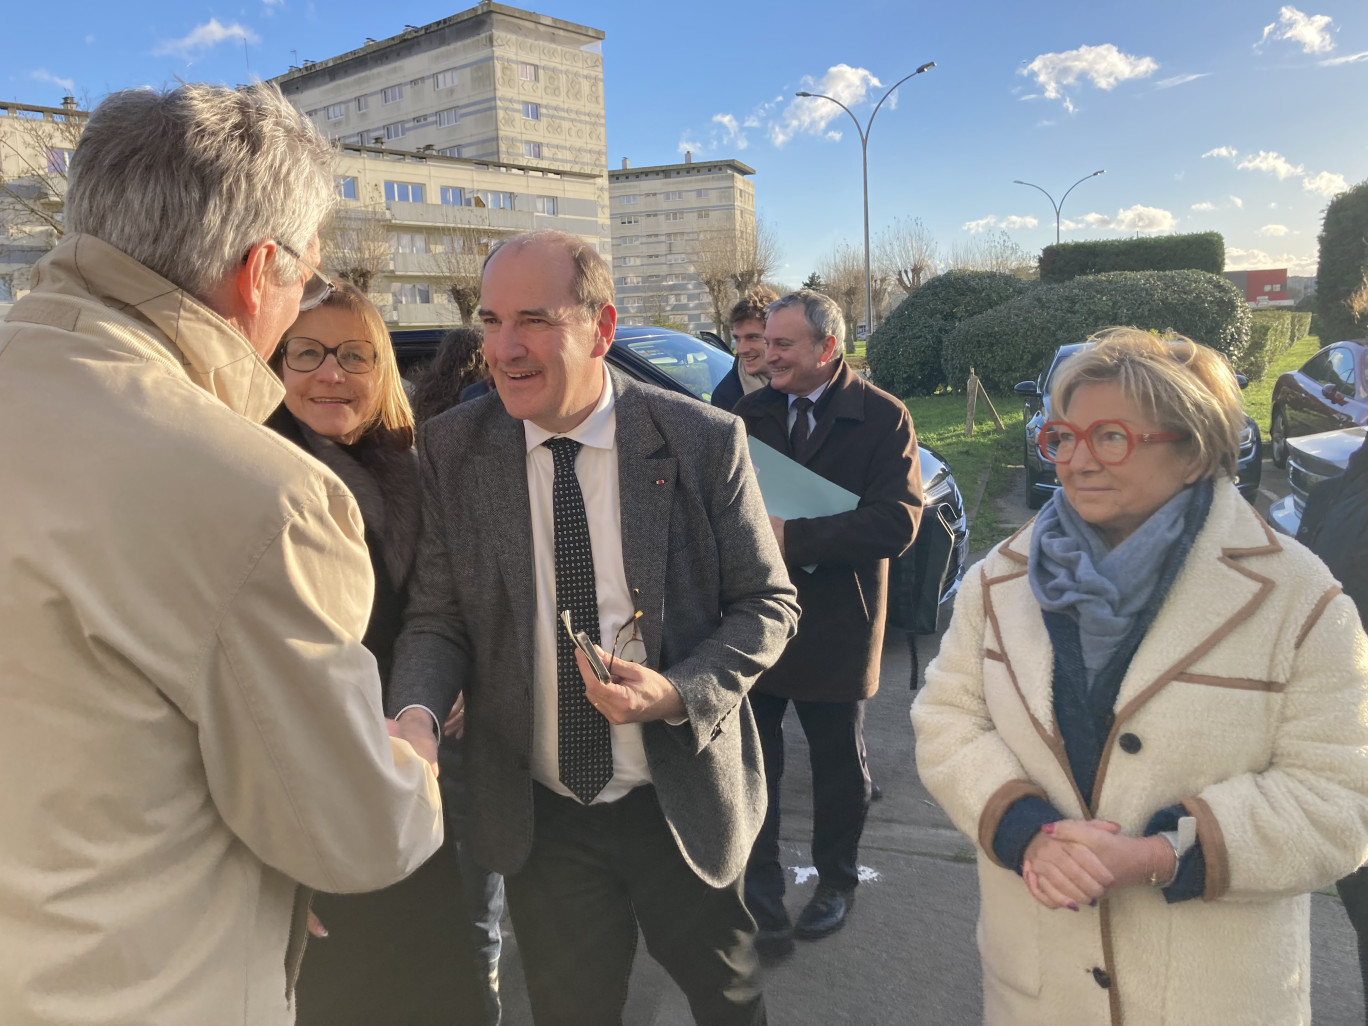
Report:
490,452,1363,1025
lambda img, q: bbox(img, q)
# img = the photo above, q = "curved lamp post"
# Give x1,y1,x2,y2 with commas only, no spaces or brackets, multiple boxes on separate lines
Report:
796,61,935,343
1012,170,1106,246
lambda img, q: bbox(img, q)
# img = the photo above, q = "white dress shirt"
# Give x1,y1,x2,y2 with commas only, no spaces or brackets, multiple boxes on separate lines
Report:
523,364,651,803
785,379,831,436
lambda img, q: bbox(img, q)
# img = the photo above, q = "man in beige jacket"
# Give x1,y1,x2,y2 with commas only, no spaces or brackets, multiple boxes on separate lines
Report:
0,84,442,1026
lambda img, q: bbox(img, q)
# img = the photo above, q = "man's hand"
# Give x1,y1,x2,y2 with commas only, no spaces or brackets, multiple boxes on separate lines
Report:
575,645,686,724
768,515,786,554
389,709,440,771
306,910,328,938
443,693,465,739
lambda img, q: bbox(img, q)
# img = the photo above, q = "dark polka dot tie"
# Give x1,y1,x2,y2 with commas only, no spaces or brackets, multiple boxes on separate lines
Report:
789,396,814,455
545,437,612,803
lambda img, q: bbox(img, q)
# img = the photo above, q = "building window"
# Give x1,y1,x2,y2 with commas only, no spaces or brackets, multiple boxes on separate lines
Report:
664,211,685,222
697,210,710,219
696,189,707,198
666,254,687,263
619,215,640,225
382,85,404,104
532,195,557,215
523,141,542,159
334,176,358,200
619,256,641,266
618,195,639,206
434,68,458,90
519,62,538,82
356,95,369,113
389,232,429,254
45,148,74,174
621,275,642,286
438,146,463,158
384,181,425,203
391,283,432,305
384,121,406,141
440,186,464,206
663,191,683,201
522,102,539,120
324,103,346,121
0,276,12,302
437,107,459,128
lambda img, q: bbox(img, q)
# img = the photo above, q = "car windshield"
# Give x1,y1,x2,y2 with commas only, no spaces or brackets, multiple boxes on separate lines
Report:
616,329,734,403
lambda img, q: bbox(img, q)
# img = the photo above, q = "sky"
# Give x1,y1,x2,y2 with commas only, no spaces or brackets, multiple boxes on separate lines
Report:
9,0,1368,287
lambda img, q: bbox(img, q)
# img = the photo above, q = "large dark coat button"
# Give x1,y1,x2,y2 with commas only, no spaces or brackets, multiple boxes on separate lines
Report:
1092,967,1112,989
1118,733,1142,754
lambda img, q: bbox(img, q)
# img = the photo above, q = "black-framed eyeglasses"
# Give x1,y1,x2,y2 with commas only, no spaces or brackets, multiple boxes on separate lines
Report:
242,238,336,312
279,336,378,374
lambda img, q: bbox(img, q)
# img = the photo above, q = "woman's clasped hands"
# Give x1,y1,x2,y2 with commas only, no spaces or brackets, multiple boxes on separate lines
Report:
1021,819,1177,911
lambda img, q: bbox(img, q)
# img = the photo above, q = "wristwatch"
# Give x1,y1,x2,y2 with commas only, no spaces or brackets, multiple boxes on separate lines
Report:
1152,815,1197,886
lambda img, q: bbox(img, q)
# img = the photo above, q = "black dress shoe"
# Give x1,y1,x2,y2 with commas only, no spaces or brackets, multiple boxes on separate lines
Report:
794,885,854,939
753,923,796,961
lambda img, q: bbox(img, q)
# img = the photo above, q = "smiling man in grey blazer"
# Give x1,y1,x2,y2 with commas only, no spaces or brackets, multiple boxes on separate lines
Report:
389,230,798,1025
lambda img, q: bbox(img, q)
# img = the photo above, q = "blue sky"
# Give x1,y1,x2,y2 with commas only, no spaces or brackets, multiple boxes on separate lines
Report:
10,0,1367,286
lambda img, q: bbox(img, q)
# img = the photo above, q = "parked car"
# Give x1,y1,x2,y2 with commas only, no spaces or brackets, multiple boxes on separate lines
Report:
1016,342,1263,509
1269,340,1368,469
391,325,970,627
1267,425,1366,536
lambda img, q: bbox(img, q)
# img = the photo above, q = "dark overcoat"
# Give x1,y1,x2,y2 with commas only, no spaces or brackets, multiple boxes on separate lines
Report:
733,359,923,702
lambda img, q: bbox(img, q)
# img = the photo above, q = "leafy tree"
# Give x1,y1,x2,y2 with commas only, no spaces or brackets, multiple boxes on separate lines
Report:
1315,178,1368,343
801,271,826,292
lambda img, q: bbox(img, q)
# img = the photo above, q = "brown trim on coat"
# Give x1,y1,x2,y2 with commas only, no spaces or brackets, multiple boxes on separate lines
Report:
1098,898,1124,1025
1295,585,1343,650
977,778,1049,867
1181,795,1231,901
1172,671,1286,693
1089,554,1276,811
999,519,1035,565
985,648,1006,663
982,567,1091,816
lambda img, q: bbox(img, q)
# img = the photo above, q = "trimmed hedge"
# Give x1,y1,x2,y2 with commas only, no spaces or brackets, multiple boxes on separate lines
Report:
867,271,1031,397
941,270,1251,393
1039,232,1225,283
1236,310,1293,381
1290,311,1312,343
1315,179,1368,344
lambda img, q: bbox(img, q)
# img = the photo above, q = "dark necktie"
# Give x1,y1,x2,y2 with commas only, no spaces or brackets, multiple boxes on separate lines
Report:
544,437,613,804
789,396,814,455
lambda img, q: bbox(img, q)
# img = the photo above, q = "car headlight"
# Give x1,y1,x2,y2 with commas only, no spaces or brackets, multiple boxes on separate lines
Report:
924,470,958,509
1238,423,1254,447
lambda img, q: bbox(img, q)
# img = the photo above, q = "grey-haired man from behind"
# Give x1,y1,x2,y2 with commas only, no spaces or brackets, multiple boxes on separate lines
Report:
0,84,442,1026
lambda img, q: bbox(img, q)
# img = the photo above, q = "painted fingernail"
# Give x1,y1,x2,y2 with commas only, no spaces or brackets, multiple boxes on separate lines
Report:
1067,902,1079,912
1041,822,1056,834
1089,899,1098,907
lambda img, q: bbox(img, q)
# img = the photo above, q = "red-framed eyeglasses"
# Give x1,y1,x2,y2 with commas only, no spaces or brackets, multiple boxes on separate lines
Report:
1037,419,1187,466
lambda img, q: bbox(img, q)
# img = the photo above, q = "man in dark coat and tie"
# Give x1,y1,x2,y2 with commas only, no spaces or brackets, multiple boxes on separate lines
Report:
387,230,799,1025
732,289,922,954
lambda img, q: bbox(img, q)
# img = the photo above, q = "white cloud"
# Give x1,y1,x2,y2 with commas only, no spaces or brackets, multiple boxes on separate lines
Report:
1259,224,1290,236
825,130,842,142
1230,195,1244,208
1303,170,1347,197
1237,149,1304,179
961,214,1039,233
677,135,703,156
1202,146,1238,160
31,69,75,93
1035,119,1056,128
152,18,260,60
1227,246,1317,275
962,216,998,234
770,64,880,146
1019,43,1158,112
1191,201,1216,211
711,113,748,151
1001,215,1039,230
1156,73,1210,88
1256,6,1335,54
1066,205,1178,233
1321,50,1368,66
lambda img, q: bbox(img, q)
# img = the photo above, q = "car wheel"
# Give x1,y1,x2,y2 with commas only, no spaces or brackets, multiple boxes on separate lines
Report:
1270,407,1288,469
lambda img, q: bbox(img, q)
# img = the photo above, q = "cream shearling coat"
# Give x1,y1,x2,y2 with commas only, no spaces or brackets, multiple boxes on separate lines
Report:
912,479,1368,1026
0,235,443,1026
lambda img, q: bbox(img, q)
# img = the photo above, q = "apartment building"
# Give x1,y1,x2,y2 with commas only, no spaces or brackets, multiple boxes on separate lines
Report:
0,98,85,314
331,141,601,328
273,2,609,255
607,155,756,333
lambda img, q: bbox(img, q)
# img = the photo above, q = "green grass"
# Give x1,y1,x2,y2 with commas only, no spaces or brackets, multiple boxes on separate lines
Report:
903,389,1026,551
1242,334,1321,435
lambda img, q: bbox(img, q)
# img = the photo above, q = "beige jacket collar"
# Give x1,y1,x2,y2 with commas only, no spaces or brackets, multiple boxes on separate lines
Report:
16,233,285,423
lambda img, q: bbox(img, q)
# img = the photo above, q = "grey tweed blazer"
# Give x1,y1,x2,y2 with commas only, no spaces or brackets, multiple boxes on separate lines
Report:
388,368,799,887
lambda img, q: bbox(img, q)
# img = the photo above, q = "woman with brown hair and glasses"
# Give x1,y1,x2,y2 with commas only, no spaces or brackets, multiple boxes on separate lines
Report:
912,327,1368,1025
267,283,489,1025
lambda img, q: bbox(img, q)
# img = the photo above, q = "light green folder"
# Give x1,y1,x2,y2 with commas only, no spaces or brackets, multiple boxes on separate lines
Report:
746,437,859,572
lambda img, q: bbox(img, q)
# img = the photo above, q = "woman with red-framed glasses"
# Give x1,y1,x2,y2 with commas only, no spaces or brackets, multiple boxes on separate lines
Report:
914,327,1368,1024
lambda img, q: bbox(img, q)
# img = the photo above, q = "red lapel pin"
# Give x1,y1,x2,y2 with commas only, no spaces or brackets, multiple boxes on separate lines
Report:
655,479,665,485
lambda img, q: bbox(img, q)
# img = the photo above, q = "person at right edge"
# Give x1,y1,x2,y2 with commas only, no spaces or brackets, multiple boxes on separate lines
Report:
1297,431,1368,1025
732,289,922,956
912,328,1368,1025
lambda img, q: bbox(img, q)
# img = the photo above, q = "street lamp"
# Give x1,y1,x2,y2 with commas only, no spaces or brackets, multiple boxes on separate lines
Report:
1012,170,1106,246
796,61,935,345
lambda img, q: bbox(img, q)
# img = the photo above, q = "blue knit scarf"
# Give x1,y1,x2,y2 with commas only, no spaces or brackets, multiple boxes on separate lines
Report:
1029,484,1201,685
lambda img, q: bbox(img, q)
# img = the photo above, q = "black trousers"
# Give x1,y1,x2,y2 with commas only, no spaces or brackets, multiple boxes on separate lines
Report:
744,694,870,931
1339,864,1368,1024
503,784,766,1026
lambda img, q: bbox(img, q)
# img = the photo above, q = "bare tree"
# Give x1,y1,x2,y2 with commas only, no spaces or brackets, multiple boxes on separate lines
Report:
695,226,739,341
429,209,498,327
875,216,938,294
817,243,864,353
320,185,393,297
731,217,780,295
946,228,1037,278
641,292,688,332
